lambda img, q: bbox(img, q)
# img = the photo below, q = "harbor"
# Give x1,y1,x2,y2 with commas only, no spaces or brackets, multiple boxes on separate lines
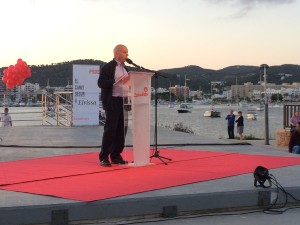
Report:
153,103,284,139
2,102,286,139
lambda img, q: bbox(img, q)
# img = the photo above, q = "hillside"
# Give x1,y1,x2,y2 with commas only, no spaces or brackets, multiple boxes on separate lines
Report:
1,60,299,93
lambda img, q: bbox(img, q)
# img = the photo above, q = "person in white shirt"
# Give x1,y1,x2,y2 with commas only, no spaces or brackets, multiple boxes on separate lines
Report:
1,107,12,127
98,44,130,167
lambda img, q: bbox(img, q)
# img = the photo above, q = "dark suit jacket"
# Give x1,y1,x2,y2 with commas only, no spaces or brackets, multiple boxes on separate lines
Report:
98,59,128,111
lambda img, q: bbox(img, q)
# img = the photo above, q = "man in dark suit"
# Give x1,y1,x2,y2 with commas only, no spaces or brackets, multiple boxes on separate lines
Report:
98,44,130,166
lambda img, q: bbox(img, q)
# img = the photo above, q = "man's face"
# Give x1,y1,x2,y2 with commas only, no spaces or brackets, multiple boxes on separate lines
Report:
115,46,128,64
4,109,8,115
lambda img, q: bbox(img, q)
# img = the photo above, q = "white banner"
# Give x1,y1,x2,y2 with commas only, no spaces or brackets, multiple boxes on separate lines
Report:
73,64,100,126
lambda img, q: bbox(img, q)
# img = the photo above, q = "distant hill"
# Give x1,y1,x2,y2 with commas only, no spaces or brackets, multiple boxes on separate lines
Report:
1,60,299,93
26,59,106,87
159,64,300,92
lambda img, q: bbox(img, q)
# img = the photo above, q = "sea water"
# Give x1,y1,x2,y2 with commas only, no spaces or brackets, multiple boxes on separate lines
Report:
6,105,283,139
151,104,283,139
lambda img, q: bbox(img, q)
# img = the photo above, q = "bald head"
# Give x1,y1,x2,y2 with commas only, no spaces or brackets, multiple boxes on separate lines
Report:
113,44,128,64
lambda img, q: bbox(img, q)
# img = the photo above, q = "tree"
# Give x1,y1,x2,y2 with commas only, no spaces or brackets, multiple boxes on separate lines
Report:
271,94,283,102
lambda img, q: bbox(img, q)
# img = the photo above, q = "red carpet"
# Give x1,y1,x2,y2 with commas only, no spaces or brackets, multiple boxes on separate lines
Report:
1,149,300,202
0,149,229,185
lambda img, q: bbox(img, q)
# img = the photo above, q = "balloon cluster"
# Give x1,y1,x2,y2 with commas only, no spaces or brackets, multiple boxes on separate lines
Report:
2,59,31,89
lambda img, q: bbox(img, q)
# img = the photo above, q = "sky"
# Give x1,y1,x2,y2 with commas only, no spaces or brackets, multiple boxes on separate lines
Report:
0,0,299,71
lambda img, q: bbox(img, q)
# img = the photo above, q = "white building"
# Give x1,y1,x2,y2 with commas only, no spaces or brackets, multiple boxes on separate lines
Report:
218,90,231,100
21,82,40,92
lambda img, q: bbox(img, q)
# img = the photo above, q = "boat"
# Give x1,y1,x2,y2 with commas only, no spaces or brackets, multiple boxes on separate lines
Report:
18,102,26,107
256,104,264,111
239,100,248,107
177,75,192,113
204,105,221,117
247,111,257,120
203,82,221,118
26,99,33,107
272,104,282,108
203,110,221,117
168,103,175,108
168,82,174,108
177,103,193,113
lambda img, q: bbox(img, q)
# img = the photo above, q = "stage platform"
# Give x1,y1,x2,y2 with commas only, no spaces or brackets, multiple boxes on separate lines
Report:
0,126,299,225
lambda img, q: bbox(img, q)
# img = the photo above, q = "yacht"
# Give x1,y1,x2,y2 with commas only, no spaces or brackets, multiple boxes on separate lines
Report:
177,75,193,113
204,98,221,117
177,103,193,113
256,104,264,111
203,110,221,117
18,102,26,107
239,100,248,107
168,103,175,108
247,111,257,120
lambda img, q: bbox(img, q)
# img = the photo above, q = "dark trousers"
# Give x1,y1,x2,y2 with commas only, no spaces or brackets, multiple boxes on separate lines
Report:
99,97,128,162
228,126,234,139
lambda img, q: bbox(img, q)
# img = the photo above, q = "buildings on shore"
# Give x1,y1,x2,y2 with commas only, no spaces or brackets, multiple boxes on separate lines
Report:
229,82,300,101
1,70,300,105
167,82,300,102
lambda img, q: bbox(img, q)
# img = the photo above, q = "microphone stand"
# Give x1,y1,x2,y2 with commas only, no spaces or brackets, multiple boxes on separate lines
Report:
151,71,172,165
126,61,172,165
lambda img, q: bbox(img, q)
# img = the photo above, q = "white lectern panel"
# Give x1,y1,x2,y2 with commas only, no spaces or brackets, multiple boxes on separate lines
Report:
129,71,154,166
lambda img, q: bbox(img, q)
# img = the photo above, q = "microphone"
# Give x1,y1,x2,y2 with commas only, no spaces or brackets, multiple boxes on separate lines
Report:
125,58,156,74
126,58,142,69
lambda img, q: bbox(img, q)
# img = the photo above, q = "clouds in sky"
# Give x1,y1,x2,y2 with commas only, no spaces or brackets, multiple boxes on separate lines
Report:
207,0,295,18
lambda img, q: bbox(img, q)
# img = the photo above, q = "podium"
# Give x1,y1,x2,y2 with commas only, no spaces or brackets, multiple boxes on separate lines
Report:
126,71,154,166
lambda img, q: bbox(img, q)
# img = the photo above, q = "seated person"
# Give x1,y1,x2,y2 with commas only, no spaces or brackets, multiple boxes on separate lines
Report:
289,122,300,154
290,111,300,132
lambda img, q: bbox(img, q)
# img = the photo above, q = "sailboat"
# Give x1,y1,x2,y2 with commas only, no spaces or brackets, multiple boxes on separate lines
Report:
203,81,221,117
239,99,248,107
203,100,221,117
177,75,192,113
256,103,264,111
168,83,174,108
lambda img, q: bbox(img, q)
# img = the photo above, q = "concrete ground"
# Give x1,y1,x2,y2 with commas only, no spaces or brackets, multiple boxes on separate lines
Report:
0,125,299,225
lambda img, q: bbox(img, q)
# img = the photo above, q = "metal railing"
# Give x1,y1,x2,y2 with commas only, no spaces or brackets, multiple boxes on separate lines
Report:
0,110,42,126
0,92,73,127
283,104,300,128
42,92,73,126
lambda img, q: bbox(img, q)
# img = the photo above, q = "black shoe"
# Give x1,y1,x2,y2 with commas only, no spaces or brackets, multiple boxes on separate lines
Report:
100,159,111,167
111,158,128,165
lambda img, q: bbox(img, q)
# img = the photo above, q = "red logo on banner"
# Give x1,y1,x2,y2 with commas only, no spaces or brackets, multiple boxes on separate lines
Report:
89,69,100,74
134,87,148,97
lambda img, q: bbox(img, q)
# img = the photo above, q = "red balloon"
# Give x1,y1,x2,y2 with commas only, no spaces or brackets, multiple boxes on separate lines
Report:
17,58,24,65
3,69,8,76
7,83,15,90
8,65,14,70
24,69,31,78
15,78,24,86
2,75,8,83
3,59,31,88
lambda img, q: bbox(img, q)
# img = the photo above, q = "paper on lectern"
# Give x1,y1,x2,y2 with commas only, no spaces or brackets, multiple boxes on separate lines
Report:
113,74,130,86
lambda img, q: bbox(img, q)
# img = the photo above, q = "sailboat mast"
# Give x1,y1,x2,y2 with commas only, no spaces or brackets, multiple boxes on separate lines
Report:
184,75,187,103
169,82,172,103
236,76,238,105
